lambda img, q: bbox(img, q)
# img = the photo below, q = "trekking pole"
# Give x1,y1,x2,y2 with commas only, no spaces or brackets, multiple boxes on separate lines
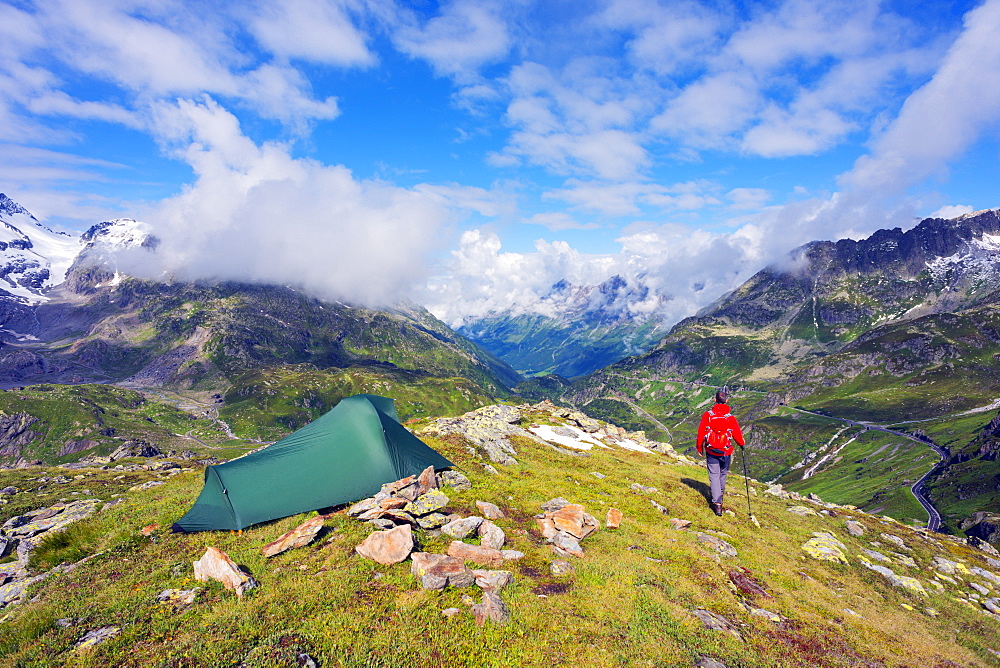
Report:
741,446,755,522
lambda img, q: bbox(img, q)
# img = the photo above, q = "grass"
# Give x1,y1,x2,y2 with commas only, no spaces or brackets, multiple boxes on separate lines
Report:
2,405,999,667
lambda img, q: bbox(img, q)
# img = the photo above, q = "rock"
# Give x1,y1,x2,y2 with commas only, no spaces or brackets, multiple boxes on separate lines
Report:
606,508,623,529
695,657,729,668
861,549,891,563
410,552,475,590
501,550,525,560
787,506,818,517
437,470,472,491
140,524,160,536
971,566,1000,586
801,533,848,564
970,582,990,596
551,532,585,558
691,609,742,639
551,504,587,538
369,518,395,530
415,465,438,496
193,547,259,598
472,591,510,626
846,520,866,536
591,472,607,479
728,567,773,599
129,480,165,491
156,588,201,608
447,541,505,568
650,500,669,515
983,598,1000,615
536,516,559,540
74,626,122,650
354,525,414,565
551,559,575,576
0,486,18,495
262,516,326,557
932,556,969,576
859,559,927,595
478,520,506,550
541,497,570,512
879,533,908,550
472,569,513,592
347,498,378,516
630,483,657,494
669,518,692,530
416,513,449,529
441,516,484,539
0,536,16,560
696,533,738,558
442,607,461,617
404,489,449,516
380,509,418,525
476,500,505,520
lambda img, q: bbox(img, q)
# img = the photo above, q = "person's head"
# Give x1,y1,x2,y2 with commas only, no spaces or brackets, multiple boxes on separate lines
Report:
716,390,728,404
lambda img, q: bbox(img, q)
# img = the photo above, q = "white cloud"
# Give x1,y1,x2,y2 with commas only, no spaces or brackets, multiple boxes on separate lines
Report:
525,212,599,231
546,179,721,217
727,188,771,210
394,0,511,80
929,204,974,219
248,0,375,66
117,98,458,306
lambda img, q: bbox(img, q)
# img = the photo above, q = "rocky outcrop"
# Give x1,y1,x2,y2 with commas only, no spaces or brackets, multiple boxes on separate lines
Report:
0,412,42,460
193,547,259,598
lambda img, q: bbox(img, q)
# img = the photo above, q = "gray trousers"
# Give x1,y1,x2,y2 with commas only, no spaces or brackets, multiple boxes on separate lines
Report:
706,454,732,504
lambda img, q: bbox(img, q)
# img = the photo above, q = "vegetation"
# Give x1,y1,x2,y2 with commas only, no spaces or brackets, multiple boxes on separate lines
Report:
1,410,998,666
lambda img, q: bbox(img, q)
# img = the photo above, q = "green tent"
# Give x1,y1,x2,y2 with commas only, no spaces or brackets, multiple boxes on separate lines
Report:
173,394,453,532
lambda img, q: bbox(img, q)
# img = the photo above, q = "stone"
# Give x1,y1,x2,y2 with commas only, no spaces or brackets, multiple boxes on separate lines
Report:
970,582,990,596
378,497,409,511
472,569,513,592
606,507,623,529
787,505,818,517
404,489,449,516
695,657,729,668
669,518,692,530
447,541,505,568
442,607,462,618
193,547,258,598
650,500,669,515
442,516,484,539
630,483,657,495
580,513,600,538
262,516,326,557
416,513,449,529
437,470,472,491
541,497,570,512
859,559,927,595
880,533,908,550
536,516,559,541
983,598,1000,615
591,472,607,479
501,550,525,560
691,608,742,639
932,557,970,576
369,519,395,530
380,509,417,525
380,475,417,495
551,532,585,558
472,591,510,626
476,500,505,520
410,552,475,590
354,525,414,565
140,524,160,536
0,486,18,495
478,520,506,550
971,566,1000,586
861,549,891,563
750,607,781,622
696,532,738,558
728,567,773,599
551,504,587,538
846,520,866,536
156,588,201,608
75,626,122,650
415,465,438,496
801,533,848,564
551,559,575,576
347,498,377,517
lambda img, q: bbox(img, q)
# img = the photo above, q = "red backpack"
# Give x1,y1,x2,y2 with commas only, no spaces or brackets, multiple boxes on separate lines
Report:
703,411,733,456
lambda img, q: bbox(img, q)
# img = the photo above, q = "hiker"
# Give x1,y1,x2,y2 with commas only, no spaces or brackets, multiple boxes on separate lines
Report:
696,390,745,516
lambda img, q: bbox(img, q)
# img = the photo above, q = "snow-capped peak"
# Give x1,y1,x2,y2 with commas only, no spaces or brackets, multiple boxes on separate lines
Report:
81,218,152,249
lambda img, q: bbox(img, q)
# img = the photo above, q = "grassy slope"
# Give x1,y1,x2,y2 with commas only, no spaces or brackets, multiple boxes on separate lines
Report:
2,408,998,667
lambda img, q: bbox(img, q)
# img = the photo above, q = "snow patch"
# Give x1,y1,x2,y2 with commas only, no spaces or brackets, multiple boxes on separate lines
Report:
529,424,610,451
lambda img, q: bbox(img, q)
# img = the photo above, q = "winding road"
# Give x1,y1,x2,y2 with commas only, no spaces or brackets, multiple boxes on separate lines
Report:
789,407,945,531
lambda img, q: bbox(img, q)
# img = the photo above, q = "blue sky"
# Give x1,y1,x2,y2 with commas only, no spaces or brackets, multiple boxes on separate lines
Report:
2,0,999,327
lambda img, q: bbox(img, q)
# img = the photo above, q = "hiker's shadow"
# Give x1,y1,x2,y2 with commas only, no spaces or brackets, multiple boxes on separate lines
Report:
681,477,712,505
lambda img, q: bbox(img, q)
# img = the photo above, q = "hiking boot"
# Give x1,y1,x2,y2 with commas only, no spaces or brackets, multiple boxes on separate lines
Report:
712,503,723,516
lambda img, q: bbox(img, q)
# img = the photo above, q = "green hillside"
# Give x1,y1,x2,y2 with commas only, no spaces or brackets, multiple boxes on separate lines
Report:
2,403,998,667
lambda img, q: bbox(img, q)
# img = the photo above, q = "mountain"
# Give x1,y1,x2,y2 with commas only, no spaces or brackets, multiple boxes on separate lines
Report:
458,275,671,378
0,193,80,302
0,197,521,462
532,210,1000,534
2,400,999,666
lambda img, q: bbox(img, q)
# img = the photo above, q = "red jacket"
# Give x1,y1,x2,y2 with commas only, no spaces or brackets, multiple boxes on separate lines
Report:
696,403,745,456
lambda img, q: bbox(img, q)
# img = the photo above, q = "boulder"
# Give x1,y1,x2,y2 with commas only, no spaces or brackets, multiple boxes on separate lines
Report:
478,520,506,550
447,541,504,568
696,533,738,558
156,588,201,608
606,508,623,529
262,516,326,557
630,483,658,494
846,520,866,537
669,518,692,530
801,533,848,564
415,465,438,497
535,516,559,541
355,525,414,565
501,550,525,560
472,569,513,592
416,512,449,529
437,470,472,491
550,559,575,576
74,626,122,651
859,559,927,595
441,516,484,539
786,506,818,517
404,489,449,516
551,504,587,538
347,498,378,517
691,609,742,639
541,497,570,512
193,547,258,598
410,552,475,590
471,591,510,626
551,532,585,558
475,500,505,520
